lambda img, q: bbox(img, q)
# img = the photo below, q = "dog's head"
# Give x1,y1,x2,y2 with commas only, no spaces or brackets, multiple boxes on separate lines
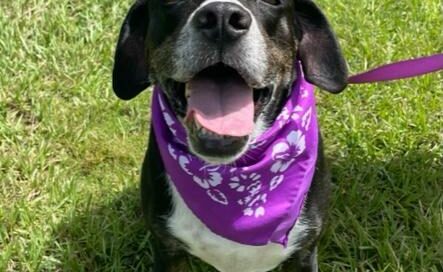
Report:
113,0,347,164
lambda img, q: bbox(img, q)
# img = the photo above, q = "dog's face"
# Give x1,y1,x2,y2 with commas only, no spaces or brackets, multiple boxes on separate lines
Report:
113,0,347,164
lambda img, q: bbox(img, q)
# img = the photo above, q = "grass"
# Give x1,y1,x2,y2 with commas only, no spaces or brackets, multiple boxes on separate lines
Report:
0,0,441,271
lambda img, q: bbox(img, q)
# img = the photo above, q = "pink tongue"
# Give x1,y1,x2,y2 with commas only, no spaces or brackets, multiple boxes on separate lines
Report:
186,76,254,137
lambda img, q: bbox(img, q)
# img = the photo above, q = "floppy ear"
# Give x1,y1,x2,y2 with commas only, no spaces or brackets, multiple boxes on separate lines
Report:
113,0,150,100
294,0,348,93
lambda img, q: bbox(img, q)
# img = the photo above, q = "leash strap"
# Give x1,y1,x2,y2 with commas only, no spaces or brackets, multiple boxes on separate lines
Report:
348,53,443,84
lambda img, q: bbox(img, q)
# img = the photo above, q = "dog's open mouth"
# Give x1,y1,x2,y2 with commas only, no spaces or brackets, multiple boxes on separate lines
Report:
186,64,255,137
171,63,271,160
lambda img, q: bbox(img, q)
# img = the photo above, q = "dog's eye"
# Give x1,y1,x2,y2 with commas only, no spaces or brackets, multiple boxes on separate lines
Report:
261,0,281,6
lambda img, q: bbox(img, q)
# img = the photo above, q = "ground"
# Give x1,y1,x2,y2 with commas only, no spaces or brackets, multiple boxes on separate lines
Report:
0,0,442,271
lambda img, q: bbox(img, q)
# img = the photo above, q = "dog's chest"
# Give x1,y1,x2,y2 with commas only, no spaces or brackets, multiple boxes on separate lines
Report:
166,179,312,272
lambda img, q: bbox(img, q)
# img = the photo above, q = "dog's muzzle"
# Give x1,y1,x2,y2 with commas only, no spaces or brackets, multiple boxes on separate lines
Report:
164,1,273,163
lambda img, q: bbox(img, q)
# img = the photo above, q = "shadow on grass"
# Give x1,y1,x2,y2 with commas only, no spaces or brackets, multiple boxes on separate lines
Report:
49,150,441,271
49,185,214,272
320,149,442,271
50,186,153,271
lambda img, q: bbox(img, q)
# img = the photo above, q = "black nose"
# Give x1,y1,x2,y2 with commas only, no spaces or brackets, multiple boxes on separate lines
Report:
192,2,252,43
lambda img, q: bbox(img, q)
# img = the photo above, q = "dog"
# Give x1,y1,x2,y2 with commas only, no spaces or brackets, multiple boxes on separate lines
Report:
112,0,348,271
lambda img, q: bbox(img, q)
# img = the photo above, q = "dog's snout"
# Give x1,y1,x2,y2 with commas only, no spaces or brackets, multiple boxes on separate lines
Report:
193,2,252,42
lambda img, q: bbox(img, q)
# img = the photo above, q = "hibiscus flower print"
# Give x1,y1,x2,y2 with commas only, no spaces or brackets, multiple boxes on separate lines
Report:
276,105,303,128
270,130,306,173
242,193,267,218
178,155,192,175
270,175,284,191
168,144,177,160
176,155,222,188
207,188,228,205
301,87,309,98
192,165,223,189
248,138,266,150
229,173,261,192
243,206,265,218
301,107,312,130
177,157,227,205
230,173,267,218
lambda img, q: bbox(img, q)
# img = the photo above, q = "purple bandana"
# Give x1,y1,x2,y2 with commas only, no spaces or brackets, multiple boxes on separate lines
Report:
151,62,318,246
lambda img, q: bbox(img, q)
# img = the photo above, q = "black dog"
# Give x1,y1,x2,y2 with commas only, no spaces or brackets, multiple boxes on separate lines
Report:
112,0,347,271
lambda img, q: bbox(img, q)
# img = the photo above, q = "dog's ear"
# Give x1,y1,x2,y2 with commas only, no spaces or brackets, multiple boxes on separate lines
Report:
113,0,150,100
294,0,348,93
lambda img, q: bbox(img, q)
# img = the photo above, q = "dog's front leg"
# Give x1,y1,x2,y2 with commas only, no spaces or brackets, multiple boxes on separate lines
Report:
151,236,188,272
281,247,318,272
152,255,188,272
152,256,188,272
142,133,190,272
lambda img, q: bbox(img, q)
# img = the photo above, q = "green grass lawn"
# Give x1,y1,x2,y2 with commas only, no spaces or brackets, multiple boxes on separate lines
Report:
0,0,441,271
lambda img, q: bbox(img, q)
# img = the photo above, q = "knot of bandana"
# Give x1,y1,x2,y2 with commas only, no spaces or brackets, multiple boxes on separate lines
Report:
151,62,318,246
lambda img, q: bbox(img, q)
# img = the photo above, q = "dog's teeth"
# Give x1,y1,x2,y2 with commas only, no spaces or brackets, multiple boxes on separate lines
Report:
185,84,191,98
201,127,211,136
198,126,221,139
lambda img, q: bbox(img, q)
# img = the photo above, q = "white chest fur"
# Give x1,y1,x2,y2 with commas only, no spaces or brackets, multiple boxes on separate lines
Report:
166,178,316,272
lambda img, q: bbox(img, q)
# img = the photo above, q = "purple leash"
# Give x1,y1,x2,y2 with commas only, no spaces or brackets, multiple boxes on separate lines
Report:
348,53,443,84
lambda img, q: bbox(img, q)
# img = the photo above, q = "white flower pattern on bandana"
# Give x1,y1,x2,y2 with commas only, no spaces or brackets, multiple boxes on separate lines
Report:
193,166,223,189
207,188,229,205
241,192,267,218
170,144,228,205
301,107,312,130
301,87,309,98
229,173,261,192
276,105,303,128
248,138,267,150
168,144,177,160
225,171,267,218
270,130,306,173
270,175,284,191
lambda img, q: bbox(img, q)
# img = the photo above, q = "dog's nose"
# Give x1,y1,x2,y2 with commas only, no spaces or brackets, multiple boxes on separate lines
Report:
193,2,252,42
